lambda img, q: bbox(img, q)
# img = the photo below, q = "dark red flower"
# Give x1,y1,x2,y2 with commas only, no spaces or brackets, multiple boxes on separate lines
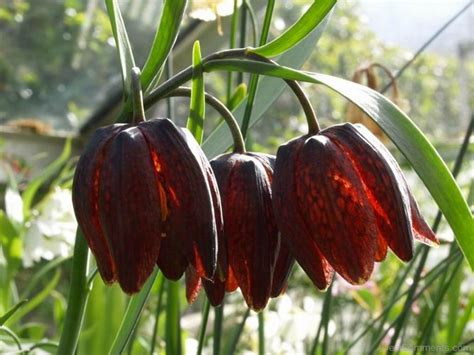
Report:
272,123,438,287
185,152,292,311
72,118,222,293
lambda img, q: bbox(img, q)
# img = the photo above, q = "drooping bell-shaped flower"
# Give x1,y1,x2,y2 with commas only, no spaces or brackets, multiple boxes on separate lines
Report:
185,152,293,311
72,118,222,293
272,122,438,287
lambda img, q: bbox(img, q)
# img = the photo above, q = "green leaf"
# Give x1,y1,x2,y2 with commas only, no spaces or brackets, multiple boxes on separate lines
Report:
0,300,27,326
22,138,72,219
105,0,136,97
203,59,474,269
141,0,187,91
186,41,205,144
228,83,247,111
108,269,160,355
251,0,336,57
202,14,330,157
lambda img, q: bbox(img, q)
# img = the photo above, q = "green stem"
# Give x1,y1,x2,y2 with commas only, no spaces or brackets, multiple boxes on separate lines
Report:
243,0,258,47
165,280,182,355
163,87,246,153
311,283,333,355
237,2,247,84
213,305,224,355
57,229,90,355
197,299,211,355
223,308,250,355
258,311,265,355
240,0,275,139
149,275,166,355
226,0,240,104
131,67,146,124
109,269,159,355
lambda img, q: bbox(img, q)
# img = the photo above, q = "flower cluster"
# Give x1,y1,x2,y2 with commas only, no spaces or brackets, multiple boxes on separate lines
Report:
73,117,438,310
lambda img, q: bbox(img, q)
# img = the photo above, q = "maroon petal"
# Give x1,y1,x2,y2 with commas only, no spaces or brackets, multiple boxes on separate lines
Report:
139,118,218,280
203,279,226,306
270,239,294,297
185,266,202,304
295,135,378,284
323,123,414,261
212,153,278,311
408,192,439,246
72,124,128,284
98,127,163,293
273,138,334,290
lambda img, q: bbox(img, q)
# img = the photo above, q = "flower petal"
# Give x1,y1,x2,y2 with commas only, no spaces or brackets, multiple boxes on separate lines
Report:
139,118,218,280
408,192,439,246
323,123,414,261
295,135,377,284
270,239,294,297
72,124,127,284
212,153,277,311
98,127,162,293
273,138,334,290
185,266,202,304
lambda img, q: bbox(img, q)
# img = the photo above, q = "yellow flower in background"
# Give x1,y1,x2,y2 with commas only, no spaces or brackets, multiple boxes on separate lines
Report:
189,0,241,22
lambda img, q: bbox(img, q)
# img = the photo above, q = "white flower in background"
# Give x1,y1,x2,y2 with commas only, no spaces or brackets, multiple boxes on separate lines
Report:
189,0,240,21
5,187,24,224
23,187,77,267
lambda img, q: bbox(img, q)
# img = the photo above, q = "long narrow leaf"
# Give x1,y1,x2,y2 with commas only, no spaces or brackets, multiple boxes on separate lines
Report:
108,269,159,355
105,0,136,97
251,0,336,57
203,59,474,269
141,0,187,91
186,41,205,144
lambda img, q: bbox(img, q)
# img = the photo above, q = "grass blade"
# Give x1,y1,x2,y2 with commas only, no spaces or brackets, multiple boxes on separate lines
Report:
186,41,205,144
108,269,159,355
251,0,336,57
105,0,136,98
141,0,187,91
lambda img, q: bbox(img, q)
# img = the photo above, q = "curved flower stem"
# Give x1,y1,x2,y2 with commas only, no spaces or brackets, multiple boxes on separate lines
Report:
258,311,265,355
57,229,90,355
143,49,319,134
131,67,146,124
245,51,319,134
196,299,211,355
163,87,246,153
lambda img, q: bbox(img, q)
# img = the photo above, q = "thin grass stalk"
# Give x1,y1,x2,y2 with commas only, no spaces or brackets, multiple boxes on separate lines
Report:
240,0,275,139
197,299,211,355
258,311,265,355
